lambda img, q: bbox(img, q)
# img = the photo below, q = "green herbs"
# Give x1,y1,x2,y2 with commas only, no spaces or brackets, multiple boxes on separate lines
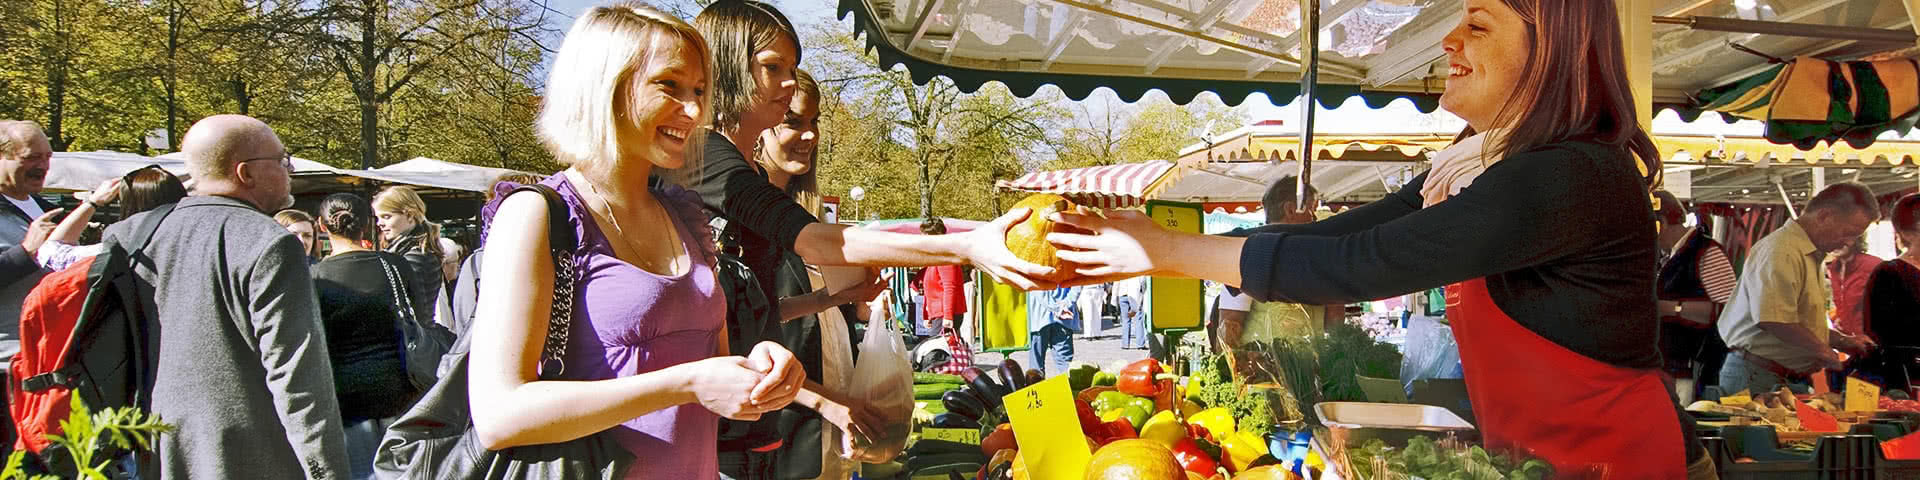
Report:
1348,436,1554,480
1313,323,1405,403
2,397,175,480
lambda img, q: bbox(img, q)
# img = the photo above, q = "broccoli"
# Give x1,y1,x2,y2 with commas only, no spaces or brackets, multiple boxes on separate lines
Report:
1188,353,1289,439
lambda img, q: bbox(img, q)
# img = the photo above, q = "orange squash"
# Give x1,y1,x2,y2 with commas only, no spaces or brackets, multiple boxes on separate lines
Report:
1085,439,1186,480
1004,194,1085,282
1232,465,1300,480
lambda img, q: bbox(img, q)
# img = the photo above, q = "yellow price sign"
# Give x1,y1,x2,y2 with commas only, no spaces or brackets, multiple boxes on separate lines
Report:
1847,376,1881,412
922,427,981,445
1004,375,1091,480
1146,200,1203,331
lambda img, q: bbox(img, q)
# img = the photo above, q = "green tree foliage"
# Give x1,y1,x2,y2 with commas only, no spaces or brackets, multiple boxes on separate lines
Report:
1048,92,1247,170
802,25,1064,221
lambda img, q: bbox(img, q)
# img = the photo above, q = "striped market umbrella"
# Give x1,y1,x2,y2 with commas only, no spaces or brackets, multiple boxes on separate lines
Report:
1695,56,1918,149
995,160,1182,209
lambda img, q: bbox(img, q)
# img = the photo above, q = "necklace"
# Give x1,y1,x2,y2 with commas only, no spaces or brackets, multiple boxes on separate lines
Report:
574,171,681,276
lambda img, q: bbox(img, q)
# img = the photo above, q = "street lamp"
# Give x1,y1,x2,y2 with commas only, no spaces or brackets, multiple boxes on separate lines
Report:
849,186,866,223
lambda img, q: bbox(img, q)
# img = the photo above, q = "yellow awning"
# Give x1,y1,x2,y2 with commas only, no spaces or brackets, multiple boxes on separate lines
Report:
1658,135,1920,166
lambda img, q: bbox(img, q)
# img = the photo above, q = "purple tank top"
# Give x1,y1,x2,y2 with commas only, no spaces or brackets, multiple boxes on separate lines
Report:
490,176,724,479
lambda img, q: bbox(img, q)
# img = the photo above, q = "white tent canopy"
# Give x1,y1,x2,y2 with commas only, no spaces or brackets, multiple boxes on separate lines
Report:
46,151,530,195
45,151,189,192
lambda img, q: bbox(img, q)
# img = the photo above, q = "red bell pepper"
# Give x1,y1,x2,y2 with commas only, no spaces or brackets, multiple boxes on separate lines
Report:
1117,358,1167,396
1089,417,1138,447
1188,423,1214,443
1170,437,1221,477
1076,399,1102,437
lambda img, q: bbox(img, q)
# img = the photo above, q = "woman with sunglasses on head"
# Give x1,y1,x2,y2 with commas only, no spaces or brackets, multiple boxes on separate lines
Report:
35,165,187,271
466,4,806,479
1047,1,1708,478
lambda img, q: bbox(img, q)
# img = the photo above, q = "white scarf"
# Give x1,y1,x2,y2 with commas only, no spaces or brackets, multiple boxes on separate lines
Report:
1419,128,1509,208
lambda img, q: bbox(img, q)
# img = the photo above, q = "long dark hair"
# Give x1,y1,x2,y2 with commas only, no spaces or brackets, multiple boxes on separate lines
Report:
121,166,187,215
319,193,376,245
1465,0,1659,186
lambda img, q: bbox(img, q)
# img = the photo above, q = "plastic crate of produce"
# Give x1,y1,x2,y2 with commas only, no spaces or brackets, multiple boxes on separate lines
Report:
1709,426,1878,480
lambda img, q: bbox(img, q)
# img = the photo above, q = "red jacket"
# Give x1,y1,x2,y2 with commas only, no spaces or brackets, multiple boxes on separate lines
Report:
922,265,966,320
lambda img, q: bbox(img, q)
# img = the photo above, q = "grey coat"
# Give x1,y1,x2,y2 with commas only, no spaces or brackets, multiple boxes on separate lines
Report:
0,193,58,360
107,195,349,480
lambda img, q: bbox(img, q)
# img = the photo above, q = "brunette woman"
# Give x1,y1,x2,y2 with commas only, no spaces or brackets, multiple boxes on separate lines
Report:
1048,1,1706,477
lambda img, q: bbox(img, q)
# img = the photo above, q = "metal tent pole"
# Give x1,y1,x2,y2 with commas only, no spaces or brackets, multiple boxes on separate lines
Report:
1297,0,1320,212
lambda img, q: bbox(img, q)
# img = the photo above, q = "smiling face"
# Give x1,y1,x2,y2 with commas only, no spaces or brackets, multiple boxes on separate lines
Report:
760,89,819,176
739,35,798,135
1439,0,1532,132
620,31,707,170
0,126,52,199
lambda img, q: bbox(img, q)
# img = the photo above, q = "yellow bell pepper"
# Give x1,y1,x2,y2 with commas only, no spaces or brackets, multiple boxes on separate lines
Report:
1185,407,1236,442
1220,431,1269,473
1139,410,1187,448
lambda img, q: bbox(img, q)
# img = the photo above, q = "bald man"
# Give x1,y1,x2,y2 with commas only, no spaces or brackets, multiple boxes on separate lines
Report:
103,115,348,479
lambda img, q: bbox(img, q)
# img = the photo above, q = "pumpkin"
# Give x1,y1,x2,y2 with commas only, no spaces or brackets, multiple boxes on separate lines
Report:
1004,193,1085,282
1232,465,1300,480
1085,439,1186,480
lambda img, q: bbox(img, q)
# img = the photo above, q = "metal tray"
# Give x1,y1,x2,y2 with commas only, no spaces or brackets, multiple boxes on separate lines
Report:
1315,401,1476,449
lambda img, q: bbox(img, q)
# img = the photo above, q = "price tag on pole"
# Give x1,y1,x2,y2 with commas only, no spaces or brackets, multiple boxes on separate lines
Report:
1847,376,1881,412
1004,375,1091,479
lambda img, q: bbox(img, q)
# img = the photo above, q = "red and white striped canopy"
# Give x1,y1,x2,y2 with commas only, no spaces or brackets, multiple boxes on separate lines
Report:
995,160,1179,209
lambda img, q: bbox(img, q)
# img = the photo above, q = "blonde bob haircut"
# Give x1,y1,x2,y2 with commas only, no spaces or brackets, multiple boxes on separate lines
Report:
537,2,712,183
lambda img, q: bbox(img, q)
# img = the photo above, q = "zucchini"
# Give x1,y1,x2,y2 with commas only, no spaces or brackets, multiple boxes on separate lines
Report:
914,372,967,385
905,452,988,472
915,383,962,400
908,439,979,456
906,463,980,480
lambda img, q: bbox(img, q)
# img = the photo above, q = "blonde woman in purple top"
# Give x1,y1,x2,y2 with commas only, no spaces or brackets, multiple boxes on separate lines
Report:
467,4,808,479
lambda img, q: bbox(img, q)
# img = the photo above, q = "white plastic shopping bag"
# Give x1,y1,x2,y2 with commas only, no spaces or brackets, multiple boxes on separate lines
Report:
847,316,913,462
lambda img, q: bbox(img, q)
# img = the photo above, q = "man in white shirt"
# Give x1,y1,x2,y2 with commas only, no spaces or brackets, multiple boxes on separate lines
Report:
1719,183,1878,394
0,120,57,460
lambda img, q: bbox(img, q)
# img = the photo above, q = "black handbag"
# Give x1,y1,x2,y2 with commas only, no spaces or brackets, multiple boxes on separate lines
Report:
373,184,633,480
375,252,457,392
711,225,824,479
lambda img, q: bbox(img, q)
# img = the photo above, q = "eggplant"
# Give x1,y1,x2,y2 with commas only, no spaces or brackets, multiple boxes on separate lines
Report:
1025,369,1044,387
942,390,987,421
998,359,1027,390
931,412,982,429
964,367,1010,405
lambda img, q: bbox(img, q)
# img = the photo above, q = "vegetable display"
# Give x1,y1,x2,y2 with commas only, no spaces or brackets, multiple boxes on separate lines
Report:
1347,436,1553,480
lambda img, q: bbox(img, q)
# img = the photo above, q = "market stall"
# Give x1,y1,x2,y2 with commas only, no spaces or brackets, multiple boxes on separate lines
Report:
840,0,1920,477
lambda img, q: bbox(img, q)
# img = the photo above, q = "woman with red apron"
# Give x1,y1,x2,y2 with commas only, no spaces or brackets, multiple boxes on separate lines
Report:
1047,1,1701,478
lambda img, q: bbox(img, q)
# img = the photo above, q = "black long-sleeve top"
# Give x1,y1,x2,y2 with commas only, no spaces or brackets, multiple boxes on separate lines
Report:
1232,139,1660,369
690,130,818,304
1233,138,1703,462
1866,259,1920,348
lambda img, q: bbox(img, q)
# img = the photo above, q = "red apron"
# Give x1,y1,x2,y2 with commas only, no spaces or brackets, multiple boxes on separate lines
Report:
1447,278,1687,479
